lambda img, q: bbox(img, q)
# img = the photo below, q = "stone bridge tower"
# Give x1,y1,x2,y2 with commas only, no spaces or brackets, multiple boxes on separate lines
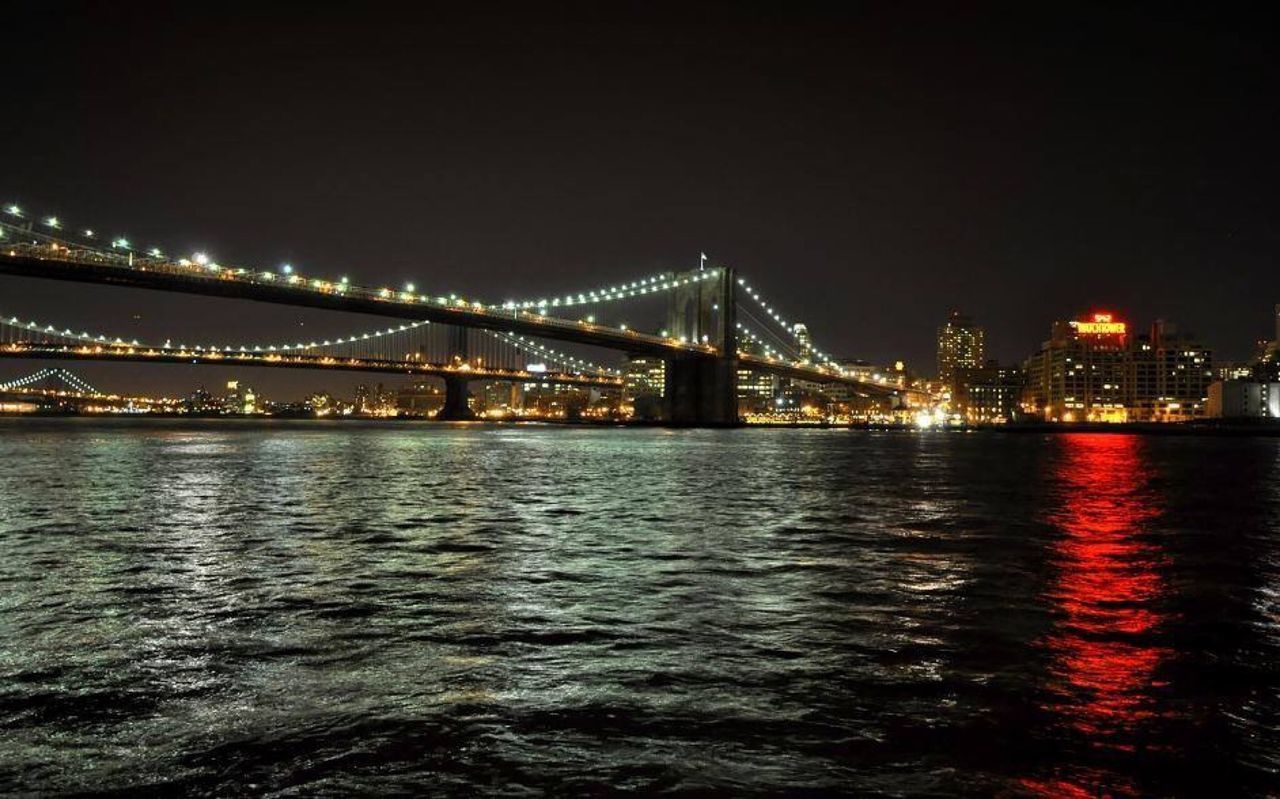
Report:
663,266,738,425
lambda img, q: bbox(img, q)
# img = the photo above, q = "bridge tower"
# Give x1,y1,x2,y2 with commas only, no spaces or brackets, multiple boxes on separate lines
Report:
663,266,739,425
438,325,477,421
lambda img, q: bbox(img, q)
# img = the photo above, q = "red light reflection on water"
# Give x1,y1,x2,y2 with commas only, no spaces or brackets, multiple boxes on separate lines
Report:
1022,433,1170,797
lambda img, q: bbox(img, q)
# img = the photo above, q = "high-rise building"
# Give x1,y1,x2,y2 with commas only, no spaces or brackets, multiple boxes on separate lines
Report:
223,379,260,415
396,382,445,416
792,323,813,364
936,312,985,385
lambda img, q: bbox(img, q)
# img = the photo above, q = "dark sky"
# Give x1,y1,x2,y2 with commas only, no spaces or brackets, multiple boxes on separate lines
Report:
2,2,1277,398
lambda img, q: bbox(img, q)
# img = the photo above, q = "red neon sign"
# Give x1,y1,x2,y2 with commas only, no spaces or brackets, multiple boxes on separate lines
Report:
1072,312,1126,336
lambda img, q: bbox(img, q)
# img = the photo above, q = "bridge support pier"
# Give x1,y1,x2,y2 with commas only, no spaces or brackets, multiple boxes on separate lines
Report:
664,355,739,426
436,374,476,421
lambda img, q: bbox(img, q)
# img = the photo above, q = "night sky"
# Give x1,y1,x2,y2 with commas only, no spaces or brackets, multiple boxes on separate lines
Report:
2,3,1277,398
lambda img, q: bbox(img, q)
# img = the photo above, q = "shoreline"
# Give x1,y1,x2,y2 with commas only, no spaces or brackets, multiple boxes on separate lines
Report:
2,413,1280,436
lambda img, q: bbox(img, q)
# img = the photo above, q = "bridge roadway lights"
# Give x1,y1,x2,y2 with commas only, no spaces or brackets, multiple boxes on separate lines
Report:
663,354,740,427
435,374,477,421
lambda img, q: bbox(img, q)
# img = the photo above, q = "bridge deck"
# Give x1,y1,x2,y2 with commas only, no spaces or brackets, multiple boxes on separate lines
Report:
0,250,707,357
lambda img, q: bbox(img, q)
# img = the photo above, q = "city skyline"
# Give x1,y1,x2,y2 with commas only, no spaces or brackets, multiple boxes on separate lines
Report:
3,4,1279,397
5,6,1280,796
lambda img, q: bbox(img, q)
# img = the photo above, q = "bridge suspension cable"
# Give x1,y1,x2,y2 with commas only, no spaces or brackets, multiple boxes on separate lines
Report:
0,367,99,394
1,308,619,379
735,315,801,363
484,330,619,375
735,276,847,374
489,270,707,312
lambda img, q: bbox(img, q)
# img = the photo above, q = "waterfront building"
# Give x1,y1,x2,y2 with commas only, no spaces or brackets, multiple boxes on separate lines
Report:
223,380,260,415
396,382,445,416
184,386,221,414
478,381,522,416
1129,320,1213,421
954,362,1025,424
305,392,339,416
736,368,777,414
936,312,985,385
1207,380,1280,418
522,381,590,418
1254,308,1280,380
1022,313,1131,422
779,378,831,417
624,357,665,401
1022,313,1213,422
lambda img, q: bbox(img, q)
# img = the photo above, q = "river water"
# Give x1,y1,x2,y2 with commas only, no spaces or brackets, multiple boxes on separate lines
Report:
0,420,1277,796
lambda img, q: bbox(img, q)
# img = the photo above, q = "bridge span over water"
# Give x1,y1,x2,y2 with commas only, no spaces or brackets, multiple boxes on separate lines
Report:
0,207,909,423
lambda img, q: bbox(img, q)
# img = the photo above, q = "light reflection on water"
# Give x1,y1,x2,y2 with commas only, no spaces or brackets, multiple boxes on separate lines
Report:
0,420,1277,796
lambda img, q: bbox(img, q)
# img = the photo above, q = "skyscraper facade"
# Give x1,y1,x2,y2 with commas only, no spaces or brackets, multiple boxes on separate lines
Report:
936,312,986,384
792,323,813,364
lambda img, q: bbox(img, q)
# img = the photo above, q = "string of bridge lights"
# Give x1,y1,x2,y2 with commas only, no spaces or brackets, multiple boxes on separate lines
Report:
734,322,792,362
2,314,144,347
0,311,435,355
251,321,433,353
486,330,619,375
735,276,846,375
0,367,99,394
1,309,618,378
2,203,494,313
6,201,850,375
2,203,707,327
491,270,720,312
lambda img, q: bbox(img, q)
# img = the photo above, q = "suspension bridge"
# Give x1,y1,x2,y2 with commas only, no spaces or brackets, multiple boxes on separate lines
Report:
0,367,177,412
0,367,100,395
0,202,908,423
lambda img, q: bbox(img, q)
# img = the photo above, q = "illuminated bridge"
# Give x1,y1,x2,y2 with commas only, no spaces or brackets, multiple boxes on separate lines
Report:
0,367,176,412
0,202,909,423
